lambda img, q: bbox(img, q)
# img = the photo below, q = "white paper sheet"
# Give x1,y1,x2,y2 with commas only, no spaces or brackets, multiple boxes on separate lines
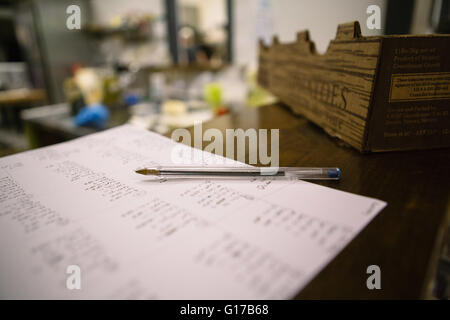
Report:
0,124,386,299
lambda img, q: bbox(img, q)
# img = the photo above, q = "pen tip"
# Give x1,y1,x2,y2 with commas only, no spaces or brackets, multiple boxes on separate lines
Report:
135,168,160,175
135,169,148,175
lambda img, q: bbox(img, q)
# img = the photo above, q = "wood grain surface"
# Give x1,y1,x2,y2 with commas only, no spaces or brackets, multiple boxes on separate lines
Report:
258,21,381,151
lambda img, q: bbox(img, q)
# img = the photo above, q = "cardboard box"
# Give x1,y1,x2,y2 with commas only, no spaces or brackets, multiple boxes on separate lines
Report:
258,21,450,152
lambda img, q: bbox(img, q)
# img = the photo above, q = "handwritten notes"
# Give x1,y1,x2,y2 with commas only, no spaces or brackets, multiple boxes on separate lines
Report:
0,125,386,299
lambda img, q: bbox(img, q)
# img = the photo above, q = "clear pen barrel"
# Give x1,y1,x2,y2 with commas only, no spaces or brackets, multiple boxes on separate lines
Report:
153,166,340,180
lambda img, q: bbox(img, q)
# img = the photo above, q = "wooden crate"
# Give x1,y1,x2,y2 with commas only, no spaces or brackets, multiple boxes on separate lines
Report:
258,21,450,152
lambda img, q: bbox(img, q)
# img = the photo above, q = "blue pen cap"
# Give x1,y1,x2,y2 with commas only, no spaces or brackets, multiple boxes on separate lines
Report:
327,168,341,180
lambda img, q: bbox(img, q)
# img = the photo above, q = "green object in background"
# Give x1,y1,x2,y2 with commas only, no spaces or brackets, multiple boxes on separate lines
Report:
103,75,122,107
204,83,223,111
246,71,277,108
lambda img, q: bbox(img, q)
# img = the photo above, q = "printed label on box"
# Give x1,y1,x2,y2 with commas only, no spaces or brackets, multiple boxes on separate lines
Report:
390,72,450,102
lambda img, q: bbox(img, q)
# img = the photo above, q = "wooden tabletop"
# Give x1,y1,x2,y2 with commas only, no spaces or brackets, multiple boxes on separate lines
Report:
183,103,450,299
0,89,46,106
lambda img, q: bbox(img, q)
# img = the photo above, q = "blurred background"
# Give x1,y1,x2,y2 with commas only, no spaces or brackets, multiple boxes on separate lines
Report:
0,0,449,299
1,0,449,154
